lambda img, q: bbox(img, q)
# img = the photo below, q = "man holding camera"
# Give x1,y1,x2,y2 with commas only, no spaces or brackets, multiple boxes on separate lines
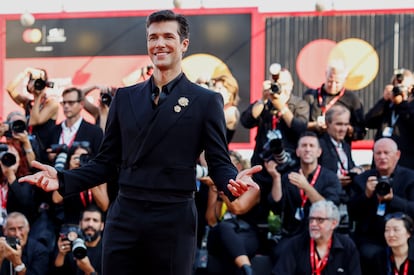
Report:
0,212,49,274
348,137,414,274
6,67,59,164
54,205,104,275
365,69,414,170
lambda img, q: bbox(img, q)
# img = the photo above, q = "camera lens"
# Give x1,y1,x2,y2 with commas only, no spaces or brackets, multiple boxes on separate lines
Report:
72,238,87,259
0,152,17,167
375,176,392,196
34,79,47,91
11,120,27,133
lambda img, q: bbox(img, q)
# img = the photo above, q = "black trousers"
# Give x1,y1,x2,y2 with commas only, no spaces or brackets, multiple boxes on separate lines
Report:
102,194,197,275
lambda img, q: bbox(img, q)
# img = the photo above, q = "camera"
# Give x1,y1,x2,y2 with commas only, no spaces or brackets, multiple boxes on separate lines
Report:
270,82,282,95
375,176,392,196
392,84,406,97
4,119,27,138
5,236,20,249
347,171,358,179
100,87,117,107
50,144,69,171
33,78,54,91
60,224,87,259
260,129,297,173
79,153,91,166
0,144,17,167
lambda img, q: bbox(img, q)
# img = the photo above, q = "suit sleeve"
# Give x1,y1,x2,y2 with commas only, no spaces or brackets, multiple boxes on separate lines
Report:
59,90,123,196
203,92,238,201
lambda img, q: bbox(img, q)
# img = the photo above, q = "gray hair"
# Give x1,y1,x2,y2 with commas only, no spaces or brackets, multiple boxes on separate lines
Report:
310,200,340,226
4,212,30,229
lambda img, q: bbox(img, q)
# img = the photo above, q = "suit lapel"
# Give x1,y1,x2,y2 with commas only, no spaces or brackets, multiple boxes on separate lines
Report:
132,77,199,165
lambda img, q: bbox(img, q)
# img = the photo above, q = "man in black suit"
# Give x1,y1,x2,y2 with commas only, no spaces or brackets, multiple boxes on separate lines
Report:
47,87,104,164
318,105,363,233
20,10,261,275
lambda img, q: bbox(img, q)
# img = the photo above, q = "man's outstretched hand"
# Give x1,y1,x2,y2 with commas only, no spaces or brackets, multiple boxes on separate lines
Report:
19,161,59,192
228,165,262,197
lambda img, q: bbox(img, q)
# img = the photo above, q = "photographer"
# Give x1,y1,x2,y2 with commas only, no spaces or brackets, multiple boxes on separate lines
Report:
0,142,38,230
266,132,341,265
81,85,118,133
0,212,49,274
52,142,109,225
365,69,414,170
6,68,59,163
348,138,414,274
54,205,104,275
0,111,37,169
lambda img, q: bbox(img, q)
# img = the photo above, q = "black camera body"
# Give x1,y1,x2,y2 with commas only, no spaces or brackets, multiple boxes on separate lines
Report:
33,78,54,91
4,120,27,138
260,129,297,173
100,92,112,107
375,176,392,196
60,224,87,260
392,84,405,97
270,82,282,95
5,236,20,249
0,144,17,167
79,154,91,167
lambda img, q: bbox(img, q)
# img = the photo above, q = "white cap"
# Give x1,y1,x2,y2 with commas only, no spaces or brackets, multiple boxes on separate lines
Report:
269,63,282,75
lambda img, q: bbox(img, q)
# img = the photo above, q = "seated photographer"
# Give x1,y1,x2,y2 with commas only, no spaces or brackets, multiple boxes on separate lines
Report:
54,204,104,275
266,132,341,265
365,69,414,170
0,212,49,274
372,212,414,275
0,141,39,229
348,137,414,274
203,150,260,275
272,200,361,275
52,143,109,225
6,67,59,163
81,85,118,133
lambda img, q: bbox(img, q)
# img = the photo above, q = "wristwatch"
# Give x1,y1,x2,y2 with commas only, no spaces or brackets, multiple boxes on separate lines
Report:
14,263,26,272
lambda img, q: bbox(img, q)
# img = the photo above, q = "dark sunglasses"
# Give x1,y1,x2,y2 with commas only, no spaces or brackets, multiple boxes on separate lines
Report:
385,212,407,222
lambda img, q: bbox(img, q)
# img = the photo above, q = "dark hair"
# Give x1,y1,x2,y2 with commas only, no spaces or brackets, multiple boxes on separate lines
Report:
298,131,320,148
62,87,83,101
385,212,414,234
80,204,104,222
146,10,189,41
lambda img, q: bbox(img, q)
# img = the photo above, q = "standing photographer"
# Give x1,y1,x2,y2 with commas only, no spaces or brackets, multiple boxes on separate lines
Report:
365,69,414,170
0,212,49,274
81,86,118,133
6,67,59,163
240,66,309,224
348,138,414,274
54,205,104,275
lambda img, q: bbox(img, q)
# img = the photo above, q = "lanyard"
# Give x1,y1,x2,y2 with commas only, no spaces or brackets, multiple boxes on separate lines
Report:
272,113,280,130
0,185,8,209
60,128,77,147
299,165,321,208
317,87,345,114
310,238,332,275
391,255,409,275
391,110,399,128
79,190,92,207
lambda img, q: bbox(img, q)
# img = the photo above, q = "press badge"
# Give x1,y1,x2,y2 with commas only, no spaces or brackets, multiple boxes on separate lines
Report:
295,207,304,221
382,127,393,137
377,203,386,216
317,115,325,125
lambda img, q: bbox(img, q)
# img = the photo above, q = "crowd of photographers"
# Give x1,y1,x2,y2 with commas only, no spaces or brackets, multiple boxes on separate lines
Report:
0,62,414,274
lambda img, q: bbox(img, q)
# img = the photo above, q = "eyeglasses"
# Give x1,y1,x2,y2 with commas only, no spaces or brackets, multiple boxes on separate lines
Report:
60,100,80,106
308,216,332,224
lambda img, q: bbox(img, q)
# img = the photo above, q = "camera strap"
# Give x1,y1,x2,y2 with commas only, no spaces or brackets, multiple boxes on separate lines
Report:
0,184,8,209
79,190,92,207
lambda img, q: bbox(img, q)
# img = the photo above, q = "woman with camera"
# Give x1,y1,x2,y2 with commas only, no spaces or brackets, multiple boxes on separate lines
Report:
52,143,109,225
0,141,38,231
372,212,414,275
6,67,59,163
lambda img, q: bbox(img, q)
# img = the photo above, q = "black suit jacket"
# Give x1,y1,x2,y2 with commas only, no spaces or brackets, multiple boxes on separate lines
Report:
48,119,104,157
60,75,238,200
318,133,356,174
